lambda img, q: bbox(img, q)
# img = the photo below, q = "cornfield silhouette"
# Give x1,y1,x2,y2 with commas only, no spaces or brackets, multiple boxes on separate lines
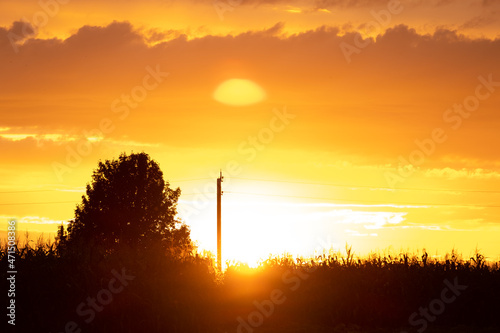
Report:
1,235,499,332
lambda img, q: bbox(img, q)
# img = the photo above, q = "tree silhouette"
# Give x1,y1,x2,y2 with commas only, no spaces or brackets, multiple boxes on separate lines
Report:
66,152,192,255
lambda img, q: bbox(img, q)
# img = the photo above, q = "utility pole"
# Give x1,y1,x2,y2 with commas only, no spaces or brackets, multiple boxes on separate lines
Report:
217,170,223,271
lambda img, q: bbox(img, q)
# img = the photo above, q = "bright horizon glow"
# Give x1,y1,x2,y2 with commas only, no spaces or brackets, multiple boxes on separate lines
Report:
213,79,266,106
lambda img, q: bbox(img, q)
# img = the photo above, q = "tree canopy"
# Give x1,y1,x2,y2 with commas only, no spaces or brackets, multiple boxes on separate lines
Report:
66,152,192,255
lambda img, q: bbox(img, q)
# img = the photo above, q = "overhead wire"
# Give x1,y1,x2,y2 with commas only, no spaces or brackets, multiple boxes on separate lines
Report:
0,178,212,195
230,177,500,194
169,178,213,183
1,176,499,208
223,191,500,208
0,189,58,194
0,201,76,206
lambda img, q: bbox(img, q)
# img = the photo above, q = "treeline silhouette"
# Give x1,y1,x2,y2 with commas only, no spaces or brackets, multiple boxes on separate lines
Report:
2,238,500,332
2,152,499,332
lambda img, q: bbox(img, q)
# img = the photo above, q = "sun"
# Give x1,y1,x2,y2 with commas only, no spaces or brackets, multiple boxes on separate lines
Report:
213,79,266,106
221,190,323,268
179,181,342,269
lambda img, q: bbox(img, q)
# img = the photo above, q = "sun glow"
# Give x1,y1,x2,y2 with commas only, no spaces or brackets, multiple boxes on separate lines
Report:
222,196,304,267
213,79,266,106
180,190,324,268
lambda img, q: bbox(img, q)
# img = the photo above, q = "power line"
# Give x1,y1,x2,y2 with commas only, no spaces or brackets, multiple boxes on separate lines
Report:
224,191,500,209
181,192,213,196
0,193,215,206
0,201,76,206
2,176,499,195
5,191,497,209
2,176,499,208
230,177,500,194
0,178,211,194
0,186,85,194
169,178,212,183
0,189,57,194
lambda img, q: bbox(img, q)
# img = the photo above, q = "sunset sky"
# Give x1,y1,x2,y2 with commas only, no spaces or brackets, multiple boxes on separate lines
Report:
1,0,500,265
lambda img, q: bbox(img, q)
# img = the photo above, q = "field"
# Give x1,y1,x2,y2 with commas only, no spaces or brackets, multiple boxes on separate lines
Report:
2,238,499,333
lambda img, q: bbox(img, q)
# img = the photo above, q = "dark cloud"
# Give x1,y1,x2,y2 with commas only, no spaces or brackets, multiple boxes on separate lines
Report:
0,20,37,52
0,21,499,163
482,0,500,6
193,0,464,9
460,11,498,29
313,0,398,8
9,20,36,38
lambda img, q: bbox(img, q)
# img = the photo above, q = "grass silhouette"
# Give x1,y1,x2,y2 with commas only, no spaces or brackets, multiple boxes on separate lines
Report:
1,235,499,332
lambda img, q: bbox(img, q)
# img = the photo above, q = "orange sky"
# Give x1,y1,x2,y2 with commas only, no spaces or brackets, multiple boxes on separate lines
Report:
1,0,500,265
